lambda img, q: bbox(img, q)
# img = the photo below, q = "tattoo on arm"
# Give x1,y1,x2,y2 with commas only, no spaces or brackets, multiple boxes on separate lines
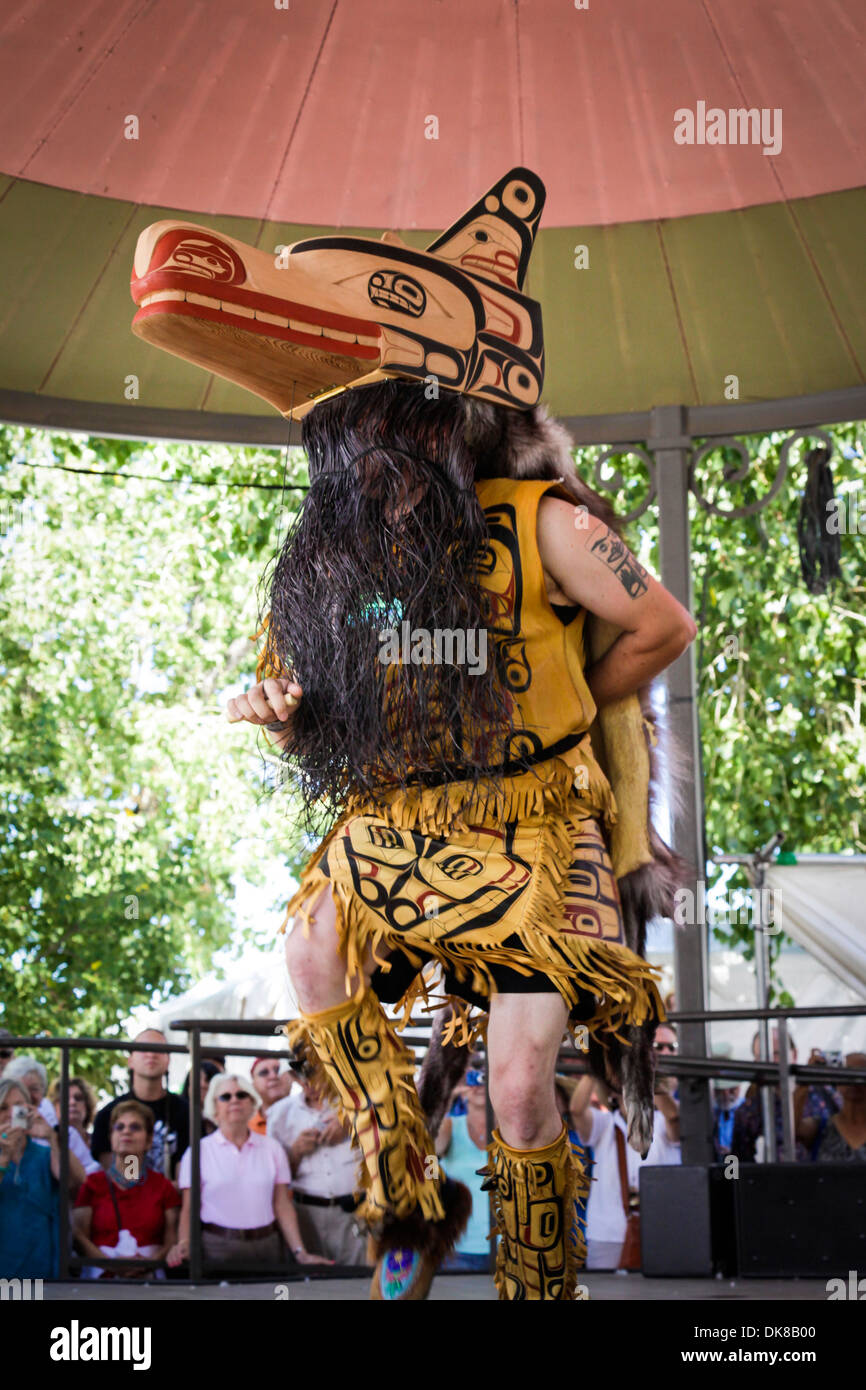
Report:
587,526,649,599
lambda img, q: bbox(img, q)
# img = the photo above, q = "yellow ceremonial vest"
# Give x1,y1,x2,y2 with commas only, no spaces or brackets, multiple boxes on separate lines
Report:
473,476,616,825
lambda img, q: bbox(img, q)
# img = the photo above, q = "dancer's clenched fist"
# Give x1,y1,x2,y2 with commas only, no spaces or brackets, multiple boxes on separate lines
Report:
226,677,303,728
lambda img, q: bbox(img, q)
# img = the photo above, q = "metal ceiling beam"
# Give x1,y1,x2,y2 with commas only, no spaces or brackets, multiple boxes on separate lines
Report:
3,385,865,451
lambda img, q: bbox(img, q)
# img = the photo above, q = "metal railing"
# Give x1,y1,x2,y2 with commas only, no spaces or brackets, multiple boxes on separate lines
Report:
1,1019,436,1283
555,1003,866,1163
3,1000,864,1281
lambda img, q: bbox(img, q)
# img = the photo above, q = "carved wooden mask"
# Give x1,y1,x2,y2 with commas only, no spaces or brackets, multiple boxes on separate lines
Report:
130,167,546,419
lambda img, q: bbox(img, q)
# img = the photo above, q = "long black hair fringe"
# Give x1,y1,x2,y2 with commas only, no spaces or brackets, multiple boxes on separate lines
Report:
259,381,627,837
260,381,531,834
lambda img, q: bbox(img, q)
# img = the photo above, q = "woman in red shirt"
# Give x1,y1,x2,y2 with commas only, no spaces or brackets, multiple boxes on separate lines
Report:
73,1099,180,1278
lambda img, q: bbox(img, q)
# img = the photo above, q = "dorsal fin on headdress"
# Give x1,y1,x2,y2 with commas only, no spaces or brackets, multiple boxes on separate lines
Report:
425,167,546,291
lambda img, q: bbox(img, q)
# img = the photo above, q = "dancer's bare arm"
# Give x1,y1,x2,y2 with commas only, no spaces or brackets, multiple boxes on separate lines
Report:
536,497,697,706
226,677,303,751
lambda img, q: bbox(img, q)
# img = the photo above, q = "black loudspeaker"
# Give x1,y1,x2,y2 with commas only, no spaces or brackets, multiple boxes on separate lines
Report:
639,1165,736,1277
734,1163,866,1278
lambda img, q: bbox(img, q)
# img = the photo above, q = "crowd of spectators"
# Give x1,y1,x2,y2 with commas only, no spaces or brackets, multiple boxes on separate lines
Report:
0,1027,351,1280
711,1028,865,1164
1,1019,863,1282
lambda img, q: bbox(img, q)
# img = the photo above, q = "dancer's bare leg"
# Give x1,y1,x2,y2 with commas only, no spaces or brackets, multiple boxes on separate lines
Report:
485,991,584,1299
487,992,568,1148
284,883,384,1010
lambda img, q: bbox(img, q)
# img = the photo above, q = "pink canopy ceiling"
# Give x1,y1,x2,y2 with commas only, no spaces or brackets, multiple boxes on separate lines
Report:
1,0,863,229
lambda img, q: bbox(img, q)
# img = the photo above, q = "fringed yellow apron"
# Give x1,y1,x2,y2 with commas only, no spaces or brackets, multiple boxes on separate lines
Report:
279,478,663,1048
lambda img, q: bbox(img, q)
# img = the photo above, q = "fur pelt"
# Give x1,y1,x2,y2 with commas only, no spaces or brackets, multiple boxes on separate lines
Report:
373,1175,473,1263
416,1007,475,1138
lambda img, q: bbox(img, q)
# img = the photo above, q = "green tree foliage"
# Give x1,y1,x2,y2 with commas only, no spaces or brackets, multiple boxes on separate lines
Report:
691,428,865,860
0,426,310,1079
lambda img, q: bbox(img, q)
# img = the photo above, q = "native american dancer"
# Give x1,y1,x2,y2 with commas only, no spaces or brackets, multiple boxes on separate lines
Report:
131,168,695,1300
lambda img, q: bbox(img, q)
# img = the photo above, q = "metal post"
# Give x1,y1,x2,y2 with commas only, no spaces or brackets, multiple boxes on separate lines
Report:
188,1027,202,1281
651,405,714,1164
753,857,777,1161
776,1017,796,1162
58,1044,70,1278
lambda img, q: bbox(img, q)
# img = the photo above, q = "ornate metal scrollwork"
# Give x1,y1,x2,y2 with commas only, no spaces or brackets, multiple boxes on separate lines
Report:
589,445,657,523
689,427,834,519
582,426,840,522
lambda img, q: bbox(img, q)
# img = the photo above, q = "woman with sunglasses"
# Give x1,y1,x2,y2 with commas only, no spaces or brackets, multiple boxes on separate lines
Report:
72,1100,180,1278
168,1073,326,1274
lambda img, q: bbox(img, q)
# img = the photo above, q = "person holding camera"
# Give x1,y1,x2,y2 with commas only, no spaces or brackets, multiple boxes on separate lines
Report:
817,1052,866,1162
5,1057,102,1180
0,1077,85,1278
4,1056,60,1132
267,1070,366,1265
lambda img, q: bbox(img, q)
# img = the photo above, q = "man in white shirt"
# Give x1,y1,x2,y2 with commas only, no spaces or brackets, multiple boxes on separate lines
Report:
267,1074,368,1265
571,1025,681,1269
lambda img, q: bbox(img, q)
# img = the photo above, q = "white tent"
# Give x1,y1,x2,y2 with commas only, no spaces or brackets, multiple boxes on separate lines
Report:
644,943,863,1064
152,944,297,1091
766,856,866,998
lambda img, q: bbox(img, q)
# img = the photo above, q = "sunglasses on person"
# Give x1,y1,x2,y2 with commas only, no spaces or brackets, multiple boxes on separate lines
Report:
217,1090,252,1103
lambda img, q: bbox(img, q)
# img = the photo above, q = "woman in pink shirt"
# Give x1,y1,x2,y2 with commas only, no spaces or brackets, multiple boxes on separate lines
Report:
167,1073,326,1273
